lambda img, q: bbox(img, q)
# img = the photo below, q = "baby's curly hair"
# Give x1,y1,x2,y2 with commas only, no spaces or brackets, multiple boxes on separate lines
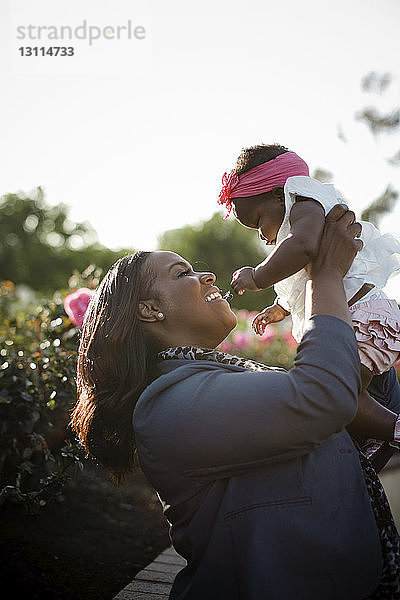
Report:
235,143,289,175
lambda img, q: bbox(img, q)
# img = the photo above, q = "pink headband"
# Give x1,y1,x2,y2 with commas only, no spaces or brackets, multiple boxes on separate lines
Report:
218,151,309,218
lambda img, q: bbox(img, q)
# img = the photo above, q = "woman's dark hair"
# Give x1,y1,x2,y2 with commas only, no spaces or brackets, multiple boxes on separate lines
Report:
71,251,158,485
234,143,289,175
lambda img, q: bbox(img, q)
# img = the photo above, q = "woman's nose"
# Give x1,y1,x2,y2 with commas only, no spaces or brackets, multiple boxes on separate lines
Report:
199,272,216,285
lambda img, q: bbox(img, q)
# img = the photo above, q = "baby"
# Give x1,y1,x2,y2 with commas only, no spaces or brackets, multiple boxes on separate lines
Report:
218,143,400,451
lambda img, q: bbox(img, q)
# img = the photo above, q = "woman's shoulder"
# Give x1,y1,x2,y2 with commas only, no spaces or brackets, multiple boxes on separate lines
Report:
150,358,248,389
141,360,241,395
133,360,248,428
135,359,268,414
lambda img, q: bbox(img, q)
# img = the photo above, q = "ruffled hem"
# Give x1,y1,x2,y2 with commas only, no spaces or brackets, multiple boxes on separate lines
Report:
350,301,400,351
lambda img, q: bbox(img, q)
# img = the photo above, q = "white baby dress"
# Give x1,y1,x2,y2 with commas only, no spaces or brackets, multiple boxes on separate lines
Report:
274,176,400,342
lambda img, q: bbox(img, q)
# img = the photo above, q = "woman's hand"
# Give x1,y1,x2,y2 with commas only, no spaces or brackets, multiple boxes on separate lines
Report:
308,204,363,280
307,204,363,326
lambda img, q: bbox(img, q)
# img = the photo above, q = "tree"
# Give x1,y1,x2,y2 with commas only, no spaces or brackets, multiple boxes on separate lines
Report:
157,212,275,311
361,185,398,225
344,72,400,226
357,74,399,225
0,188,132,293
357,72,399,139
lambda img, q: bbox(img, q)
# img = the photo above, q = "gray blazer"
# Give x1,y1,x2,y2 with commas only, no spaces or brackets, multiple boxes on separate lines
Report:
133,315,399,599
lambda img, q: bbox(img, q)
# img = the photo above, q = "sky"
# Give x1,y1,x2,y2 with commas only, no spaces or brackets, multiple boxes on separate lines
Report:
1,0,400,297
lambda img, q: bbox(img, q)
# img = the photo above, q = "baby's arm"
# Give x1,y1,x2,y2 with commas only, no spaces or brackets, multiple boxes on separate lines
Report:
252,302,290,335
254,199,325,289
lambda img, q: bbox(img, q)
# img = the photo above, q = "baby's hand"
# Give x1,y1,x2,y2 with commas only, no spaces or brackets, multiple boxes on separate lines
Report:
252,304,288,335
231,267,260,295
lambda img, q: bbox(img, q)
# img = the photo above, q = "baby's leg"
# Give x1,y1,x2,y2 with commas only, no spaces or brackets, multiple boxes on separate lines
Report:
360,363,373,391
349,297,400,416
346,360,398,477
356,342,399,431
348,298,400,468
347,364,394,441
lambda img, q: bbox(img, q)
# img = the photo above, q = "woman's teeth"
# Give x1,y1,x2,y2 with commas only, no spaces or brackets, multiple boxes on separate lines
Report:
205,292,222,302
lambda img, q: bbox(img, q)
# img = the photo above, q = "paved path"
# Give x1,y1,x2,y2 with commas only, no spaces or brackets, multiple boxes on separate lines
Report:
113,546,185,599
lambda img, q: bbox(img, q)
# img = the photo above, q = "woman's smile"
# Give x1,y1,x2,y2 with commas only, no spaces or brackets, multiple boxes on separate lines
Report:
145,251,237,349
204,289,223,302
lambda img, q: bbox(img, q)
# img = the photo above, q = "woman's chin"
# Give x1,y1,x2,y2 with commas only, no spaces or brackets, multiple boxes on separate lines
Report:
229,311,237,330
219,309,237,341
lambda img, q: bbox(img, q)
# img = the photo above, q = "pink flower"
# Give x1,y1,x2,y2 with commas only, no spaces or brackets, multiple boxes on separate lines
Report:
236,309,249,322
248,311,259,323
219,340,233,353
282,331,297,348
64,287,93,328
232,331,252,349
260,326,277,343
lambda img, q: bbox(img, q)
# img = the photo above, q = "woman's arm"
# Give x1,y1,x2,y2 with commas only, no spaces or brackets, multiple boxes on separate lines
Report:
140,315,360,473
306,204,360,326
136,206,365,471
308,208,398,441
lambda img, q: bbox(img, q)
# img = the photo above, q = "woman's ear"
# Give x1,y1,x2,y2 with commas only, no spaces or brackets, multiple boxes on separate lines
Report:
138,300,164,323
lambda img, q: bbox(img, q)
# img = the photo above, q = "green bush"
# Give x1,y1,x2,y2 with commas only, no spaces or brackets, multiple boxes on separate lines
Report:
0,275,96,513
0,278,297,514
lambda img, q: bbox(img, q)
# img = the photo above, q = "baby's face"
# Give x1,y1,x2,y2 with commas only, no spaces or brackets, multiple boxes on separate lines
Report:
233,196,284,245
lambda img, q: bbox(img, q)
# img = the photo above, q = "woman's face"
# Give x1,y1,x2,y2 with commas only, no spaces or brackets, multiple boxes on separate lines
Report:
144,251,237,350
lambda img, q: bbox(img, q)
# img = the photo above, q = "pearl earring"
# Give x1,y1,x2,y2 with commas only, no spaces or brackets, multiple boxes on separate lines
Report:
157,312,164,319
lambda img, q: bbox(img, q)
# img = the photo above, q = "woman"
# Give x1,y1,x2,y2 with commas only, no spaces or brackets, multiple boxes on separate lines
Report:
71,205,400,599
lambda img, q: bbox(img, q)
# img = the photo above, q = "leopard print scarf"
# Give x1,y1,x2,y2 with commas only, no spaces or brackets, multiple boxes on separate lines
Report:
158,345,400,597
158,345,284,372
